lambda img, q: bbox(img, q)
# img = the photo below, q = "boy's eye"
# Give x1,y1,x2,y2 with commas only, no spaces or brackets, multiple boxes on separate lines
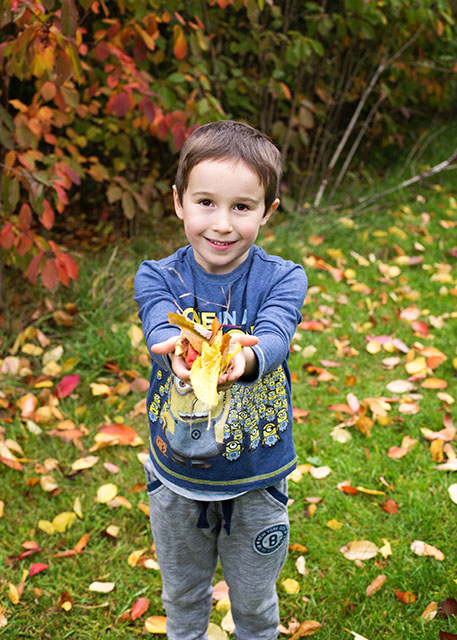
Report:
234,203,249,212
199,199,213,207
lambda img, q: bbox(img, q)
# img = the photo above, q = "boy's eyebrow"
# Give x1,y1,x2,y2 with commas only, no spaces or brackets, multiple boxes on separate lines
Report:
191,190,261,204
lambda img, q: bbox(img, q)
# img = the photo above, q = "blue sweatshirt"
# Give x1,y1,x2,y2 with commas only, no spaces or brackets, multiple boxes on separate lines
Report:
134,244,307,495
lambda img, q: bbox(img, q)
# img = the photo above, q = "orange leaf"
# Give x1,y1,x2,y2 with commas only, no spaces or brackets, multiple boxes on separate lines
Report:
173,26,187,60
74,533,90,554
421,378,447,389
98,423,139,444
40,199,55,230
395,590,417,604
144,615,167,633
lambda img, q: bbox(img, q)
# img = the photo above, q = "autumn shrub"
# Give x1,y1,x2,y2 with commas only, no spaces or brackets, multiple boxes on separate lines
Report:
1,0,456,293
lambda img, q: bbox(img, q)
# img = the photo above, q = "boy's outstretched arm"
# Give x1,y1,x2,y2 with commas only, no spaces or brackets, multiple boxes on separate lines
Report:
150,334,259,384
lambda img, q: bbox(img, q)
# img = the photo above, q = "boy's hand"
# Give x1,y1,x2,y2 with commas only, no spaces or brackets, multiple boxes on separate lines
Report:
218,334,259,387
150,336,191,380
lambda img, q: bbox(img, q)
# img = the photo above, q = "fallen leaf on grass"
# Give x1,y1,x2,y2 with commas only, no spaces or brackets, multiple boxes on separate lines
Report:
344,629,371,640
380,498,399,514
395,590,417,604
388,435,417,459
310,465,331,479
55,374,80,398
212,580,229,601
29,563,49,577
144,615,167,633
89,581,115,593
208,622,228,640
290,620,322,638
327,519,343,530
127,549,146,567
56,590,73,611
411,540,444,561
421,601,438,621
448,484,457,504
439,632,457,640
438,598,457,618
282,578,300,594
131,596,150,620
340,540,378,561
71,455,99,472
366,574,386,596
96,483,118,503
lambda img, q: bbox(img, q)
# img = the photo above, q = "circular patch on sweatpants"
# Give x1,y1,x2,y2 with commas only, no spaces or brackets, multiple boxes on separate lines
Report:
253,524,288,555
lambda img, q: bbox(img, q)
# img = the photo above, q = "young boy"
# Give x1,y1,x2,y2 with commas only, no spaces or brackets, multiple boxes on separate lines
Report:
134,120,307,640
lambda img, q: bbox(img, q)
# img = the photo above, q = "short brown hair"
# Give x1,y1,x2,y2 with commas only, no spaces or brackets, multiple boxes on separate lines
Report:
175,120,282,213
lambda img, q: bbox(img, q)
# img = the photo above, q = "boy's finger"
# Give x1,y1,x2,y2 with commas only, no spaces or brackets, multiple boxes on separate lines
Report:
231,334,258,348
150,336,178,354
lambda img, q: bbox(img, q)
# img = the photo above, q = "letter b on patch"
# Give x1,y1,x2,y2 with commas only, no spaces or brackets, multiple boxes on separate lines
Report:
253,524,288,555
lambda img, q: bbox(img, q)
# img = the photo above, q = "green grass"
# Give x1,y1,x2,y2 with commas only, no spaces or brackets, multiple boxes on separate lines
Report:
1,165,457,638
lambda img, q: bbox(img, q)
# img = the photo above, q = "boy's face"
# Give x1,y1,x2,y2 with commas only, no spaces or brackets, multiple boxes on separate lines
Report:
173,158,279,275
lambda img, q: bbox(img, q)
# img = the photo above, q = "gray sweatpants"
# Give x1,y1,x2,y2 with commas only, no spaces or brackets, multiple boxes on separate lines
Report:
145,460,290,640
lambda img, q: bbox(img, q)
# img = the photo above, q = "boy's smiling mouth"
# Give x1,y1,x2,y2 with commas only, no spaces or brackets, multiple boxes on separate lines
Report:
205,238,236,247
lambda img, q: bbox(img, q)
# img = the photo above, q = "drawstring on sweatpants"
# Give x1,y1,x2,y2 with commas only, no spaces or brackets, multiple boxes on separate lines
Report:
196,499,234,535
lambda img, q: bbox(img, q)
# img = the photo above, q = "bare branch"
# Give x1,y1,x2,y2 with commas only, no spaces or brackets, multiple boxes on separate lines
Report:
353,148,457,212
313,25,424,207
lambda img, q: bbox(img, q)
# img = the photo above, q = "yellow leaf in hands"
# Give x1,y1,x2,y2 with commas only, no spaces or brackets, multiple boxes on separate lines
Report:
190,342,222,408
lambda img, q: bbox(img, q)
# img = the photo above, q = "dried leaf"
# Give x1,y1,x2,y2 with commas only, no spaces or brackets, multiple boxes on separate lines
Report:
438,598,457,618
366,574,386,597
380,498,399,514
310,465,331,479
89,581,115,593
208,623,228,640
421,601,438,621
212,580,229,601
127,548,146,567
340,540,378,561
71,455,99,472
290,620,322,638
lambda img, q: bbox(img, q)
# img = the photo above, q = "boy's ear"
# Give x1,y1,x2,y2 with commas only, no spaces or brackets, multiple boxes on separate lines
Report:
173,185,184,220
261,198,280,226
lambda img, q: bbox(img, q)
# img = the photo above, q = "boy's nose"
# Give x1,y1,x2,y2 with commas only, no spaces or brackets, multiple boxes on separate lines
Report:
213,210,233,233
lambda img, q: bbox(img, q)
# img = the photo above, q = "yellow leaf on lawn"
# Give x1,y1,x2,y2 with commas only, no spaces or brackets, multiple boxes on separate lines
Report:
208,622,228,640
128,549,147,567
282,578,300,594
327,519,343,530
405,356,427,376
73,497,83,519
410,540,445,561
8,583,20,605
366,340,381,354
0,500,4,518
38,519,55,535
53,512,76,533
288,463,311,482
356,487,385,496
90,383,111,396
97,483,118,503
379,538,392,558
221,609,235,634
144,615,167,633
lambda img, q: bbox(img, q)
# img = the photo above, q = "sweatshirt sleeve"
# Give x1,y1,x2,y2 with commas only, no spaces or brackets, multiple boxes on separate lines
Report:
250,261,307,380
134,260,181,371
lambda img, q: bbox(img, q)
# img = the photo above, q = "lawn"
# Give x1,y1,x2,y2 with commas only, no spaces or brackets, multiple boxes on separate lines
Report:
1,179,457,639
